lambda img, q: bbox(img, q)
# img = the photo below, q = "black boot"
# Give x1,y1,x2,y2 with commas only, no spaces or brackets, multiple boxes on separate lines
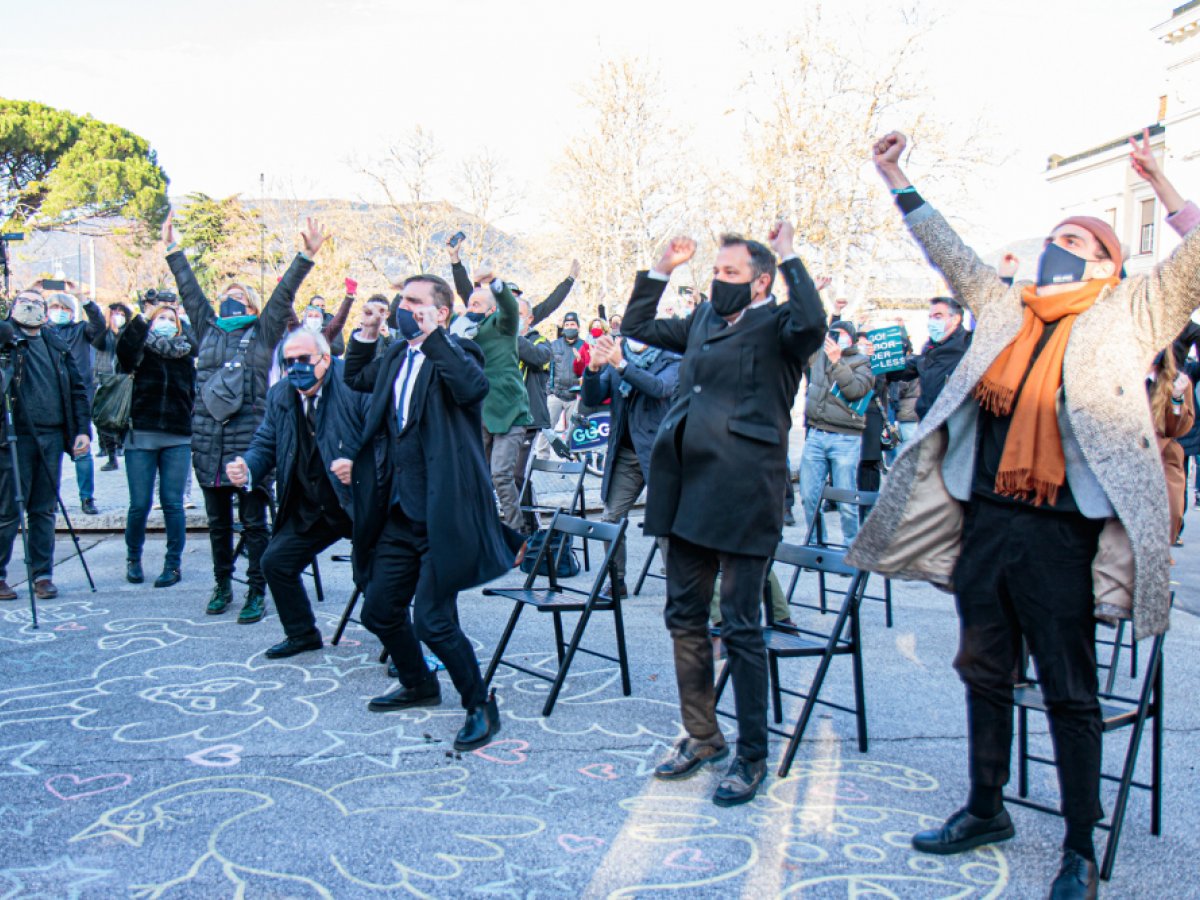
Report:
453,690,501,751
126,558,144,584
206,580,233,615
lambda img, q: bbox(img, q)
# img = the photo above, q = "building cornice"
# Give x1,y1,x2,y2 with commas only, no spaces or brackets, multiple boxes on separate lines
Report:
1154,1,1200,43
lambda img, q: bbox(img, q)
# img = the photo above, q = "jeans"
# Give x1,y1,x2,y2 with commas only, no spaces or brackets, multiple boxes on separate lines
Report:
952,497,1104,830
0,431,64,582
483,424,525,531
261,515,348,640
124,444,191,570
799,428,862,542
665,534,770,762
202,484,269,589
74,451,94,502
361,508,486,709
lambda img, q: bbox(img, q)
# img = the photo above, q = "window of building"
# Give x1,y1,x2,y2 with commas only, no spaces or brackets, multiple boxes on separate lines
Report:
1140,198,1155,255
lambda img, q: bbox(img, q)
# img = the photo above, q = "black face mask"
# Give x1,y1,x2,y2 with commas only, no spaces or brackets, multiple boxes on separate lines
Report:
709,279,753,317
562,328,579,341
219,297,248,317
1036,242,1089,287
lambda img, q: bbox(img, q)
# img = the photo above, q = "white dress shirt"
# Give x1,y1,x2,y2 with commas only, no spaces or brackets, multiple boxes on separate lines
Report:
393,346,426,429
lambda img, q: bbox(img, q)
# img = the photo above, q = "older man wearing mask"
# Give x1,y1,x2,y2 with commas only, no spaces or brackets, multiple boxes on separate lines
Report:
163,212,328,624
0,289,91,601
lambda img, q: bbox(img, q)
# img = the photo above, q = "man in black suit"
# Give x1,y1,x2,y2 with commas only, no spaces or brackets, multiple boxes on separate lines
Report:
621,222,826,806
343,274,516,751
226,330,368,659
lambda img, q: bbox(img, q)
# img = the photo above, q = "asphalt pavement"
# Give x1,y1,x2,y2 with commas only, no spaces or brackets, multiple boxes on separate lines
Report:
0,460,1196,898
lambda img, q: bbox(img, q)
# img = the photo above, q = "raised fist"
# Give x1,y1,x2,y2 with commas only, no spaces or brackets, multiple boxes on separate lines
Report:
768,220,795,258
162,210,176,247
872,132,907,170
998,253,1020,279
655,236,696,275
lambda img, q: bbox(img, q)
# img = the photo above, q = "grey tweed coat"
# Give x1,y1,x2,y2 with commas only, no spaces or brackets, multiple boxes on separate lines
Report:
846,203,1200,639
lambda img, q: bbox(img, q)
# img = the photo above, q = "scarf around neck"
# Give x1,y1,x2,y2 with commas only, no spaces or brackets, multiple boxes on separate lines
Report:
618,343,663,398
145,330,193,360
974,276,1118,505
215,315,257,333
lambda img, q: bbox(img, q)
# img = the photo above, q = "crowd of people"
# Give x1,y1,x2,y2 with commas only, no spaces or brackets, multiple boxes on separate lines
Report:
1,127,1196,899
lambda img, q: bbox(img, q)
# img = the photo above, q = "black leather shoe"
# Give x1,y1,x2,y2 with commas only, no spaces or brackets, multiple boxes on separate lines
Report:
453,690,501,751
265,633,323,659
126,559,144,584
653,734,730,780
81,498,99,515
713,756,768,806
1049,849,1098,900
100,458,118,472
912,807,1015,855
368,677,442,712
153,568,181,588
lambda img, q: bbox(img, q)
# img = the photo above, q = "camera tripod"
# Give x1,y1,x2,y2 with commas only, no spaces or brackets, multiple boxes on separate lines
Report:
0,349,97,628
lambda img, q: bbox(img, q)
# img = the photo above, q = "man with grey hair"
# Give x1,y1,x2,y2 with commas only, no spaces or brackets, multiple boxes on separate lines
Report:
226,329,368,658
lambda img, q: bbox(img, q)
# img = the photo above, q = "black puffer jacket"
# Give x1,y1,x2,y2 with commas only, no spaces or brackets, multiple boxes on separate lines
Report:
115,316,197,436
167,251,313,487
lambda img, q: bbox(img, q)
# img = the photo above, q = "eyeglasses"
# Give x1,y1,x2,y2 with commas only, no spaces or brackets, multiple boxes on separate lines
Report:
285,354,321,367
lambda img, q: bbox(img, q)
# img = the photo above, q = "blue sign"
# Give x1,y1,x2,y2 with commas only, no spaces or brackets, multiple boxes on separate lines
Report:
569,412,610,452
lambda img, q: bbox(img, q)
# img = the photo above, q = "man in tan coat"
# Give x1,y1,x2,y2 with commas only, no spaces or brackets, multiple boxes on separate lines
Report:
848,129,1197,900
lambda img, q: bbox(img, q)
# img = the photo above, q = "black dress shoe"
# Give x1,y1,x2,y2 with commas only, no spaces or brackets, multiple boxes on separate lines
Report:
911,807,1015,855
783,509,797,526
81,498,99,515
153,568,181,588
713,756,768,807
1049,849,1098,900
368,677,442,712
126,559,144,584
453,691,501,751
653,734,729,780
100,458,118,472
265,633,324,659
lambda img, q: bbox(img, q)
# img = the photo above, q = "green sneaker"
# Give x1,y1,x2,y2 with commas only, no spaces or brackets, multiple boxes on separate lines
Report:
237,588,266,624
206,580,233,615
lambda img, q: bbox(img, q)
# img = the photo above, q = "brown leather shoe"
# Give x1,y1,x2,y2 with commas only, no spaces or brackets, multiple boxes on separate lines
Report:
0,580,15,601
653,733,729,780
33,579,58,599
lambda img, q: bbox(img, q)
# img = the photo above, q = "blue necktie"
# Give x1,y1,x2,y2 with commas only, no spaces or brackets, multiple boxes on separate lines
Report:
396,349,417,433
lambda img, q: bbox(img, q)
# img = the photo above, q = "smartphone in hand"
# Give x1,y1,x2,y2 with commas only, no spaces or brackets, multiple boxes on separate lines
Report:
448,231,466,249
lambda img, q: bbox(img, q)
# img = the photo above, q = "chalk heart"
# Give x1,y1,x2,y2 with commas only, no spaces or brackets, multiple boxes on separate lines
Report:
46,773,132,801
557,833,605,853
54,622,87,632
663,847,715,872
185,744,243,768
579,762,619,781
472,739,529,765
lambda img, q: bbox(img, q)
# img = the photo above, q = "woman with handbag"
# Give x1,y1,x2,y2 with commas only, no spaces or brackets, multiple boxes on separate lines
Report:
92,303,131,471
115,304,197,588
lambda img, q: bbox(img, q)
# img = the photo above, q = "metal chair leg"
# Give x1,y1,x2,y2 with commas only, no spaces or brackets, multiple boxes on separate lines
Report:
483,603,525,688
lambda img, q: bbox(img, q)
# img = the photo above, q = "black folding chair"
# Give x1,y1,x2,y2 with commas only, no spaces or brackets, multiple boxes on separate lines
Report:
232,495,325,602
801,485,892,626
632,522,666,595
519,457,591,571
482,511,629,717
1006,619,1165,880
714,543,869,777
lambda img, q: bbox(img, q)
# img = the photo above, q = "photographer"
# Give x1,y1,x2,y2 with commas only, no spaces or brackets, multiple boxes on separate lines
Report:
162,212,328,624
0,289,91,601
116,303,197,588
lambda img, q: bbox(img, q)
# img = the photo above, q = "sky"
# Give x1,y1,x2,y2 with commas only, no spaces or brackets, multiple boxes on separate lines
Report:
0,0,1173,253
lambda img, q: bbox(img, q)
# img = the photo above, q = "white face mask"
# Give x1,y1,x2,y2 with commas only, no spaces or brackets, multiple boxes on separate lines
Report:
111,314,127,329
836,334,852,350
304,316,323,332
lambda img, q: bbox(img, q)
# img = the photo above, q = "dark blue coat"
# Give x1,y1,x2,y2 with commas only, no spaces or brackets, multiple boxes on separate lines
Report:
343,329,517,594
243,358,368,525
580,348,681,502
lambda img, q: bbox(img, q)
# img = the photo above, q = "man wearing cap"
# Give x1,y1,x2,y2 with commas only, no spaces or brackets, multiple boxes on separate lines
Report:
42,286,106,515
797,318,875,543
849,130,1199,898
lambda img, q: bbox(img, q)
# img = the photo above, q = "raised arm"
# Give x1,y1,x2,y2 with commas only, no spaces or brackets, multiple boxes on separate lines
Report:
529,259,580,327
423,327,489,408
115,315,150,373
162,211,216,343
490,278,520,337
769,221,828,361
620,236,695,353
81,298,106,342
259,218,326,350
872,132,1009,318
323,283,356,345
447,237,474,304
343,333,385,394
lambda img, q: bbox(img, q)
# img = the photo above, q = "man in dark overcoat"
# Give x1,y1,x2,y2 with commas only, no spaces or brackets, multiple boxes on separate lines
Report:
621,222,826,806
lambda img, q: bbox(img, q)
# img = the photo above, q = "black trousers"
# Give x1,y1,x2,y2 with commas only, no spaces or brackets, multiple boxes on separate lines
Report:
360,507,485,710
0,431,64,582
664,534,770,762
260,514,349,640
202,485,269,589
952,496,1104,828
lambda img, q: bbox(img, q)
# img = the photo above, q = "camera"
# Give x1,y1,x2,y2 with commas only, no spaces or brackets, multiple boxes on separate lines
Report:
140,288,178,310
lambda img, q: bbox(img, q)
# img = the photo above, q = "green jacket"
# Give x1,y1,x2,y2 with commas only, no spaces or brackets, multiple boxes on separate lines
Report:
475,281,532,434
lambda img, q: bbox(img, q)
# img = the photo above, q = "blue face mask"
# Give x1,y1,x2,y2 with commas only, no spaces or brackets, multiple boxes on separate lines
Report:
927,318,946,343
48,309,72,326
1036,242,1089,287
394,307,423,341
286,360,319,391
219,297,248,317
465,311,487,324
151,318,178,338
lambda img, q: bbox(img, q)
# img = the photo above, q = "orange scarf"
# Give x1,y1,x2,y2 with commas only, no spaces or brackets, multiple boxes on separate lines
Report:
974,278,1117,505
